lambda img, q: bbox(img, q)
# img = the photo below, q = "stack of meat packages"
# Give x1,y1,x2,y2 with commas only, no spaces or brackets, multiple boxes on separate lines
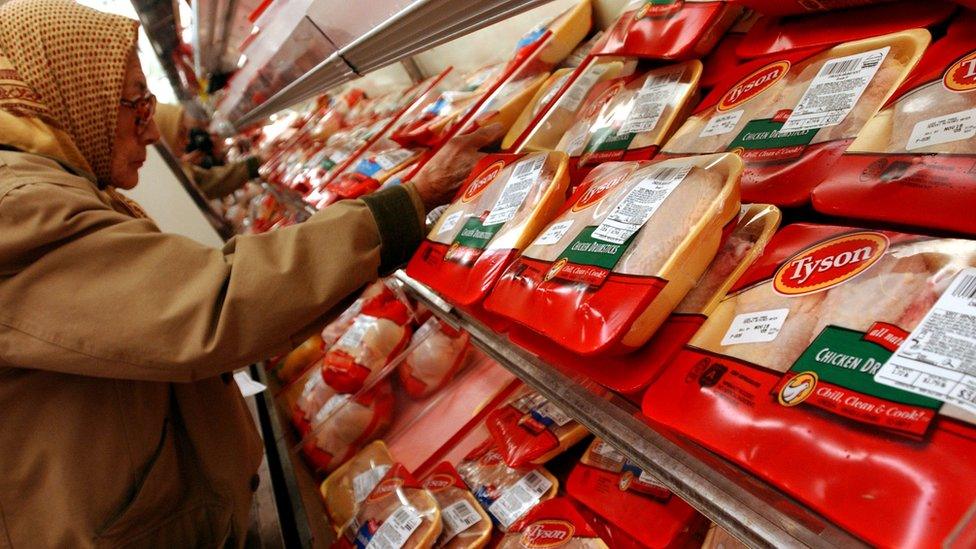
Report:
399,0,976,546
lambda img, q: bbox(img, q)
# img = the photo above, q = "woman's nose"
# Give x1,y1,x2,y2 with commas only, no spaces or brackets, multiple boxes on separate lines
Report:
142,117,161,145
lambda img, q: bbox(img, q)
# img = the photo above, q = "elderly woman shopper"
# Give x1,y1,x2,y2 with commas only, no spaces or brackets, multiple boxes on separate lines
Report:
0,0,500,546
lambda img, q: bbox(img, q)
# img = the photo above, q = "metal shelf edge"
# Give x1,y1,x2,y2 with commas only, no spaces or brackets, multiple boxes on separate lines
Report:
393,270,868,549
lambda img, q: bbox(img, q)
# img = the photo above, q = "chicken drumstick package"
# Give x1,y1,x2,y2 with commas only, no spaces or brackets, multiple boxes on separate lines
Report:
496,498,609,549
485,388,589,468
554,60,703,179
321,441,396,533
337,463,442,549
457,438,559,532
406,152,569,306
566,439,704,548
662,28,930,206
485,153,742,356
813,14,976,235
301,381,395,474
642,223,976,547
420,462,493,549
508,203,780,394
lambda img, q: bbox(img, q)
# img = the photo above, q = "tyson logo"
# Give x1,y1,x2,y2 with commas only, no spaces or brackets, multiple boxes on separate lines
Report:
520,520,575,548
366,478,404,503
572,174,626,212
462,160,505,202
422,474,454,492
944,50,976,92
718,61,790,112
582,80,625,119
773,232,888,296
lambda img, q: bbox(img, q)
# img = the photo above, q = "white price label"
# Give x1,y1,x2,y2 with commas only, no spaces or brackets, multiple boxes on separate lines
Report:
700,109,744,138
532,400,574,427
721,308,790,346
591,166,691,245
637,470,667,489
353,465,392,504
338,316,374,349
780,47,889,132
483,155,546,226
366,506,423,549
875,269,976,416
561,63,610,112
437,211,464,235
375,149,414,171
592,440,625,463
488,470,553,529
619,70,682,135
534,220,575,246
906,107,976,151
440,500,483,544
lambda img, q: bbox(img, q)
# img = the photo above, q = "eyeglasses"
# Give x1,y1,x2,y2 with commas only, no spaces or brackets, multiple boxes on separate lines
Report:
120,91,157,131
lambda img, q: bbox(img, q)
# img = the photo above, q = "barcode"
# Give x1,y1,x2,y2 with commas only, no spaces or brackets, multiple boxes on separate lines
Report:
823,58,862,76
513,155,545,178
953,275,976,299
522,470,551,493
442,499,482,540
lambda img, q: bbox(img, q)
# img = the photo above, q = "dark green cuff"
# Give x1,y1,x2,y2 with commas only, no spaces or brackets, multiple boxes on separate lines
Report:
246,156,261,180
362,186,425,275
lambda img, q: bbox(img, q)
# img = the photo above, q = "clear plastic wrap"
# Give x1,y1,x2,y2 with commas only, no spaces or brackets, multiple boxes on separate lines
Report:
484,388,588,467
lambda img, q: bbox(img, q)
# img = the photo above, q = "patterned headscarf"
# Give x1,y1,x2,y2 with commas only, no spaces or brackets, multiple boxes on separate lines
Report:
0,0,138,185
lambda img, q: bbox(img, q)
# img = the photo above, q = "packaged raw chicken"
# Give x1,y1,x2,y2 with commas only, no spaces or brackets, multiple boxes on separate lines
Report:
662,29,930,206
301,381,395,474
813,14,976,234
321,280,390,347
497,498,608,549
448,69,550,139
698,9,760,91
457,439,559,532
319,140,424,206
566,439,705,548
554,60,702,178
642,223,976,547
393,64,506,148
591,0,743,61
406,152,570,306
321,441,396,532
420,462,492,549
512,0,592,68
485,388,588,467
506,58,629,152
399,322,472,399
289,364,337,435
508,204,780,394
321,289,414,394
271,333,325,384
485,153,742,355
337,463,442,548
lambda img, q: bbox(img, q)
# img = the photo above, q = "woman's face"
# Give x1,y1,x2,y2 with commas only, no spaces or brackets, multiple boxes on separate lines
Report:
111,53,160,189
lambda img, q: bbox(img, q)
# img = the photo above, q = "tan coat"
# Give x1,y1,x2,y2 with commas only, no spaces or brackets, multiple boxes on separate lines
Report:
0,150,425,547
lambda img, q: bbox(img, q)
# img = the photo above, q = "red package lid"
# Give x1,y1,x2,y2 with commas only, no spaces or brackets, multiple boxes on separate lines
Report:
591,1,742,61
735,0,954,58
420,461,469,492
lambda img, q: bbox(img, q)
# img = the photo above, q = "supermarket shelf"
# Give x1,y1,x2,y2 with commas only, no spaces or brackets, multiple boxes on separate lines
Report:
229,0,555,129
393,271,869,549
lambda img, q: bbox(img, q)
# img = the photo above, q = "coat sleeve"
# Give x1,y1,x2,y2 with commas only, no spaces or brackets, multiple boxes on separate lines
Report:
190,157,260,199
0,179,425,383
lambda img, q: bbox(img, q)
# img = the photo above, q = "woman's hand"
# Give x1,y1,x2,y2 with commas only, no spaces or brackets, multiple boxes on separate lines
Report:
408,123,505,211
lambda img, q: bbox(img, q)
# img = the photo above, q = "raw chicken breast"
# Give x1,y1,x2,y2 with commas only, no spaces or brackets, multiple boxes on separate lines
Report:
676,233,757,314
322,314,411,394
887,81,976,153
343,464,442,548
399,327,471,399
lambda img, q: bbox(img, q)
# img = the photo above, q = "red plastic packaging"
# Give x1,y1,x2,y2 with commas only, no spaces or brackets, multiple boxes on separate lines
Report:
591,0,743,61
642,223,976,548
732,0,894,16
398,323,472,399
406,152,569,306
812,13,976,235
485,388,589,467
301,381,395,474
497,498,608,548
567,439,706,548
